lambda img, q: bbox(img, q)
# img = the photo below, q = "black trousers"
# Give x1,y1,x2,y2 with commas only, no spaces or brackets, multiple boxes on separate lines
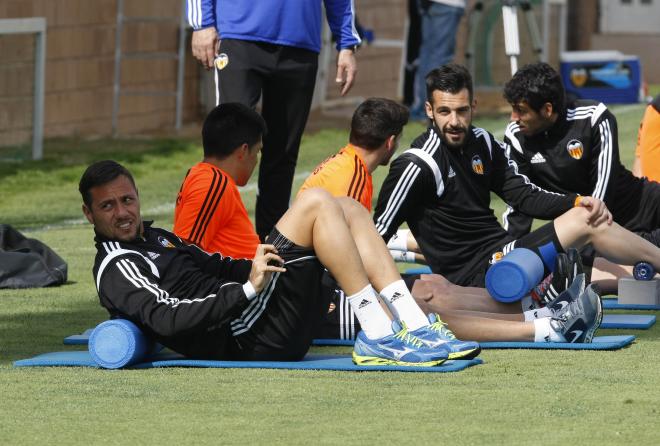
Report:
214,39,319,240
619,179,660,247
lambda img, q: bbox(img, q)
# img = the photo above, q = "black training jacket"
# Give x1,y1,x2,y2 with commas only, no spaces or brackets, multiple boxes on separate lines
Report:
374,125,576,285
92,221,252,358
503,99,644,237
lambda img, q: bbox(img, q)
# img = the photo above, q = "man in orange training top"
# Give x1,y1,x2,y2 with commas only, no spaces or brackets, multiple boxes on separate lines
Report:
173,103,262,258
300,97,424,266
176,98,415,340
299,97,408,211
633,94,660,182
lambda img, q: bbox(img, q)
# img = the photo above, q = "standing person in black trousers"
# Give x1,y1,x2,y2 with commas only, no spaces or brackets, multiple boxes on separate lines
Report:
187,0,360,240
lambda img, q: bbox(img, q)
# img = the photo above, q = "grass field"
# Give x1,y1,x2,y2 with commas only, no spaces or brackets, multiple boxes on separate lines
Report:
1,105,660,445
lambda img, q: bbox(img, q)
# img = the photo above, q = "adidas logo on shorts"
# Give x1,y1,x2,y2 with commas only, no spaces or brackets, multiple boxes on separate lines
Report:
530,153,546,164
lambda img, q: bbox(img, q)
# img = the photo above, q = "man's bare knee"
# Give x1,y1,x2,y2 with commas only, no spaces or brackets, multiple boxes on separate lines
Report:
556,206,601,247
275,188,341,246
336,196,368,218
419,273,453,291
293,187,338,214
411,276,455,305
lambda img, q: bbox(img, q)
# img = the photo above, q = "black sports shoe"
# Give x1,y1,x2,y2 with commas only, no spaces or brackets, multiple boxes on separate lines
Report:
549,280,603,343
538,253,570,304
566,248,585,284
536,249,586,305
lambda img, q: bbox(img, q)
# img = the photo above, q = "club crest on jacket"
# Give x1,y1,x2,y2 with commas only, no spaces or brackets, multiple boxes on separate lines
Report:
566,139,584,160
472,155,484,175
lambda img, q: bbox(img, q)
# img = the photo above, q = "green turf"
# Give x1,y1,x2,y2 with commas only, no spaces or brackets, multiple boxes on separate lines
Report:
1,105,659,445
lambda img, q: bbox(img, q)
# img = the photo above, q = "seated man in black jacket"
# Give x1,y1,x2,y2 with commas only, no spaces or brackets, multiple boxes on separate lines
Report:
79,160,482,366
374,63,660,292
501,64,660,289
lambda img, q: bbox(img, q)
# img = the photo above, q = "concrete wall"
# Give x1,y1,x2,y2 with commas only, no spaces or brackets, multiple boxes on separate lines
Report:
324,0,407,102
6,0,654,146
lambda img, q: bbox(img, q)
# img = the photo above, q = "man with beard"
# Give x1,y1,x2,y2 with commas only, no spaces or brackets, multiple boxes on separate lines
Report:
373,63,660,290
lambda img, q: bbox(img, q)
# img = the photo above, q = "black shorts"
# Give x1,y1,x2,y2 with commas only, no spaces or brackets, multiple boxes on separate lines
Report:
621,179,660,248
227,228,326,361
467,221,563,287
313,270,361,341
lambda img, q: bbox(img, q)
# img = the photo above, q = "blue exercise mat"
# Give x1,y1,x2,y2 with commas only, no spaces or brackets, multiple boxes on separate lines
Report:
600,314,655,329
478,335,635,350
63,329,93,345
313,335,636,350
13,351,482,372
405,266,432,275
66,317,651,351
602,298,660,311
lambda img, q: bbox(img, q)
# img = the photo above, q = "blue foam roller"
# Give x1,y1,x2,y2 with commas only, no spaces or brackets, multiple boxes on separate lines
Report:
88,319,154,369
485,248,544,302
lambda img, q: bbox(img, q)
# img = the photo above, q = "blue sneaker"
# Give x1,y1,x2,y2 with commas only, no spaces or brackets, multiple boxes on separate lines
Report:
352,321,448,367
412,314,481,360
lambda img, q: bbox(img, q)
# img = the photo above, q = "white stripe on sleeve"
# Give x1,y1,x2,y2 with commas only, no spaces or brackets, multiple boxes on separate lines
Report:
375,163,421,235
592,119,613,200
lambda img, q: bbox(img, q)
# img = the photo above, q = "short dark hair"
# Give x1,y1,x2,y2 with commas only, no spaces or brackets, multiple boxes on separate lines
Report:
79,160,136,207
202,103,267,158
425,63,474,103
349,98,409,150
503,62,565,113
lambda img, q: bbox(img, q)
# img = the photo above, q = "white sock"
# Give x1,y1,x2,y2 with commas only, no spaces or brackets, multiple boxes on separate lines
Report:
533,317,565,343
386,229,409,251
347,284,393,340
379,280,429,330
389,249,416,263
524,306,553,322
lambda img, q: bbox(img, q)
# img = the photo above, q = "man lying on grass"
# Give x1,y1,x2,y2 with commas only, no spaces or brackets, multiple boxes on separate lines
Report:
170,101,603,344
79,159,482,366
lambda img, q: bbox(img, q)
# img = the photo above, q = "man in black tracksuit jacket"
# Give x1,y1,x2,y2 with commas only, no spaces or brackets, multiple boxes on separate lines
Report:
92,221,255,359
375,124,575,286
502,62,660,247
374,64,660,287
79,153,468,365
